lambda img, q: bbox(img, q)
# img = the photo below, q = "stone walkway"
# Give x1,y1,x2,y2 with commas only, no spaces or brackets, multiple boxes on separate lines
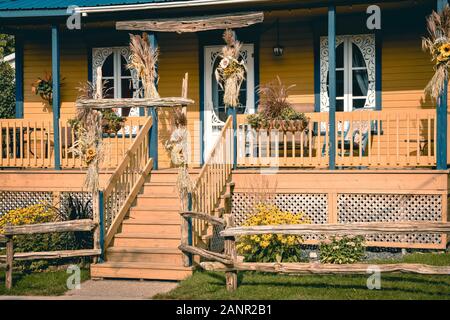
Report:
0,279,178,300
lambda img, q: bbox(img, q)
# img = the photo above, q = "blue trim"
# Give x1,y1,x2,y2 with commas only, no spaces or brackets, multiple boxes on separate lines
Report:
375,31,382,111
98,191,105,263
254,34,260,112
438,0,448,11
199,37,205,166
52,25,61,170
328,5,336,170
313,22,321,113
15,34,24,119
227,107,237,169
0,9,69,18
437,0,448,170
149,107,158,170
437,86,448,169
187,193,193,266
87,46,93,83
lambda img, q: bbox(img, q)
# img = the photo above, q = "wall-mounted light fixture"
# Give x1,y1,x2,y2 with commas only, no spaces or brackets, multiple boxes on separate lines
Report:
273,19,284,57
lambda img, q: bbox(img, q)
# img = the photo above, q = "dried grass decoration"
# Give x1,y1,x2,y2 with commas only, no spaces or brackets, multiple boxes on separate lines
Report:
70,81,107,193
164,108,194,211
128,32,160,99
215,29,247,108
422,5,450,99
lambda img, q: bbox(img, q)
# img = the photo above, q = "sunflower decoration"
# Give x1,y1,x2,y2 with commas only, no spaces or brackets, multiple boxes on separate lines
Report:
85,146,97,164
422,5,450,99
214,29,247,108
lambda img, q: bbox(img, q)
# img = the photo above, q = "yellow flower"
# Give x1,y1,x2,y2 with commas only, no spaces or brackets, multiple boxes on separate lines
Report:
440,43,450,57
85,146,97,164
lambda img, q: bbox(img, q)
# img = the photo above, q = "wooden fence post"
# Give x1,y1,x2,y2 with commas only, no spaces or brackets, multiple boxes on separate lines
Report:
224,214,237,292
5,235,13,289
181,193,193,267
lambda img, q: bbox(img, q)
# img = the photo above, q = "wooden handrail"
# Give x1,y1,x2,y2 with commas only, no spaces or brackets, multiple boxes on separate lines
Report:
220,222,450,237
3,219,97,236
191,116,234,245
180,211,226,226
102,116,154,249
195,116,233,187
103,117,153,196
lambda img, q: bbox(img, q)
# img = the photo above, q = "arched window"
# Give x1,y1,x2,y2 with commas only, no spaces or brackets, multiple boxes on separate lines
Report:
321,34,375,112
92,47,139,117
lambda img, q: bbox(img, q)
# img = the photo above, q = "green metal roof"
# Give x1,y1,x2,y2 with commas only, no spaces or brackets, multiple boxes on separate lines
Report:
0,0,179,10
0,0,185,17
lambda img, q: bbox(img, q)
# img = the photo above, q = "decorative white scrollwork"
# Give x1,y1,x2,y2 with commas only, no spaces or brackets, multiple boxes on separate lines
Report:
92,47,140,99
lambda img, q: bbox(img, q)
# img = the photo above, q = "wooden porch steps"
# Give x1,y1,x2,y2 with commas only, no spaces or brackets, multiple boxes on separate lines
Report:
90,170,193,281
91,262,193,281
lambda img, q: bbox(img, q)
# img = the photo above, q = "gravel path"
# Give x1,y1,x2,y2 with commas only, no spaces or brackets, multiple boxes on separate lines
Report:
0,279,178,300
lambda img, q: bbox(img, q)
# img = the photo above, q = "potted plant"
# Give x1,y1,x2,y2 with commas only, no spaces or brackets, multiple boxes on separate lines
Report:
100,110,125,134
247,76,309,132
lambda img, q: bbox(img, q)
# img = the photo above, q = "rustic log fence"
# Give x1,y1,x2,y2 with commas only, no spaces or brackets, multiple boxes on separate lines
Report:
0,219,101,289
179,211,450,291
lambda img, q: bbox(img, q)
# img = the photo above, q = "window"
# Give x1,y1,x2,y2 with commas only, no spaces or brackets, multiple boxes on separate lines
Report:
320,34,376,112
92,47,138,117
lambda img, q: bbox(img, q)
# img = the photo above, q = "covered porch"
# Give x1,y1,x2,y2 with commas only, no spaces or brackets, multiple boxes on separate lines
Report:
0,0,448,171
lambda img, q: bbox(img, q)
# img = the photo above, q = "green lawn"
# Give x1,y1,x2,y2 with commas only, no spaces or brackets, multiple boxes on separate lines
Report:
155,253,450,300
0,267,90,296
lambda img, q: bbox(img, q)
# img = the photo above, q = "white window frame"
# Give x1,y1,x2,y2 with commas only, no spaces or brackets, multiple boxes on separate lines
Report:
92,47,140,117
320,34,376,112
337,38,369,112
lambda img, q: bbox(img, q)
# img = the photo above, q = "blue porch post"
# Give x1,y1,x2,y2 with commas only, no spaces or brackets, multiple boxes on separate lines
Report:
98,191,105,262
148,32,158,170
186,193,193,266
227,107,237,169
437,0,448,170
52,25,61,170
328,4,337,170
15,34,24,119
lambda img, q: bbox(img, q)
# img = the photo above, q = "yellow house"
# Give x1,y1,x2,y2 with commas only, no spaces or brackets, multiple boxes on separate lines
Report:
0,0,449,281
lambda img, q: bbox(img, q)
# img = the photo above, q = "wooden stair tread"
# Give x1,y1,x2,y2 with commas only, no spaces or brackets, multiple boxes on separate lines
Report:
92,261,193,271
115,232,181,239
130,206,180,211
122,219,179,226
106,247,181,254
137,194,179,199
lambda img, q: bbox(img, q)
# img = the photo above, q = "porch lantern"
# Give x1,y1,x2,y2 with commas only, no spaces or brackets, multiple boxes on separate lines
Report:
273,19,284,57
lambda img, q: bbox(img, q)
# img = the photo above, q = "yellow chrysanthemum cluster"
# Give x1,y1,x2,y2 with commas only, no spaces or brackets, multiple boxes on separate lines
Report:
436,43,450,64
0,204,57,233
236,204,310,262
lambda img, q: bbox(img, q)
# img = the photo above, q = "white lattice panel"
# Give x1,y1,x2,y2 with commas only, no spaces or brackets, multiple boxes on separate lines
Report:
0,191,53,216
338,194,443,244
232,193,329,227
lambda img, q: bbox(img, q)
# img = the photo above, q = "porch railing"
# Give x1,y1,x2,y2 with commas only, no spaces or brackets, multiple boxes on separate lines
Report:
192,116,233,245
236,109,437,168
0,117,148,169
101,116,153,249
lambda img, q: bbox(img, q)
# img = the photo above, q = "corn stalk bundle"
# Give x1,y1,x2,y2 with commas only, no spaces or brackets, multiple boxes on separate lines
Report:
215,29,247,108
70,80,107,193
128,32,160,99
422,5,450,99
165,126,194,211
